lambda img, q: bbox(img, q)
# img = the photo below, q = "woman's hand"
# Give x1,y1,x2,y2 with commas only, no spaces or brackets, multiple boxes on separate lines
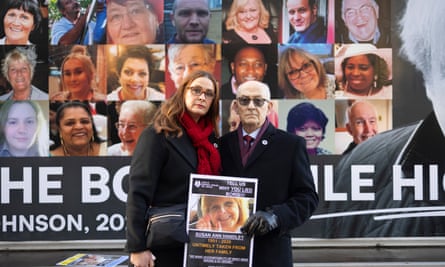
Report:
195,215,214,230
130,250,156,267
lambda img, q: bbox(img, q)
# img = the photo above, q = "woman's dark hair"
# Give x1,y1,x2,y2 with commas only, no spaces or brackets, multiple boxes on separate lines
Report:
116,45,154,77
1,0,42,37
341,53,390,90
286,102,328,136
50,101,103,150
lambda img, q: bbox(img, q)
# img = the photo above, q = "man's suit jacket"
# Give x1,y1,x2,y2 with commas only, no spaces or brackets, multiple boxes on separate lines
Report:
219,124,319,267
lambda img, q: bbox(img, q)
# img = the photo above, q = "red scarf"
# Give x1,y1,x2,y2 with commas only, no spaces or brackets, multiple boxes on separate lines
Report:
180,112,221,175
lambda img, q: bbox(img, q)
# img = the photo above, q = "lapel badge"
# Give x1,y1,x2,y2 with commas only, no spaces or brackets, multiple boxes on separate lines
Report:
261,139,268,146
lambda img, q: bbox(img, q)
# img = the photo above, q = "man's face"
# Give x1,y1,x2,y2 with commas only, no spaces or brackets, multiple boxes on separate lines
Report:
235,82,271,133
231,47,267,88
287,0,317,33
107,0,158,44
170,0,211,43
60,0,81,20
346,102,378,144
342,0,378,42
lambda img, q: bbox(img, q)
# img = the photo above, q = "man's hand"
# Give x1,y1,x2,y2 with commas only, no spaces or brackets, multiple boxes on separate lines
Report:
241,210,278,237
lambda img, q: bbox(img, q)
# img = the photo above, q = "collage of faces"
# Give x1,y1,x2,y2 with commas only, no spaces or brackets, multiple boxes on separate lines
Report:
0,0,393,157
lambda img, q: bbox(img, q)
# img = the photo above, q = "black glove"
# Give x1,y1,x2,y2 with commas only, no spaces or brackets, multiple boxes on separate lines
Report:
241,210,279,237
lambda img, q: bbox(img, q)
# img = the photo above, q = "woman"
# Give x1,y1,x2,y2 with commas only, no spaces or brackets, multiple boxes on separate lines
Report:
50,101,106,156
108,45,165,101
108,100,157,156
0,0,42,45
0,46,48,100
126,70,220,267
51,46,106,101
0,100,48,157
167,44,217,91
336,44,392,99
286,102,331,155
106,0,163,44
278,45,335,99
193,196,249,233
223,0,277,44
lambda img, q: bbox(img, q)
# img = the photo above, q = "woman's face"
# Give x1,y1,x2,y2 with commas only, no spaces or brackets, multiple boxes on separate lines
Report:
62,58,91,95
236,0,260,32
170,46,213,89
344,55,375,92
8,60,32,92
116,107,145,155
294,120,323,151
184,77,215,121
107,0,158,44
287,54,319,95
58,107,93,149
206,197,240,232
4,102,37,155
119,58,150,96
3,8,35,44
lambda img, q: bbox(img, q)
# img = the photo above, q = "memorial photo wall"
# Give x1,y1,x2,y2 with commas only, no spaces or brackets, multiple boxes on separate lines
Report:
2,0,443,243
0,0,394,157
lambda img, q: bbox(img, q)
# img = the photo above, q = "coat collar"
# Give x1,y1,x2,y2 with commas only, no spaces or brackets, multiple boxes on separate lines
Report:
167,132,197,169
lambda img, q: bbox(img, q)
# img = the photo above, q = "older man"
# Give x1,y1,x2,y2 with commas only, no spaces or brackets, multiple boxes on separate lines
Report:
338,0,390,47
219,81,318,267
343,100,378,154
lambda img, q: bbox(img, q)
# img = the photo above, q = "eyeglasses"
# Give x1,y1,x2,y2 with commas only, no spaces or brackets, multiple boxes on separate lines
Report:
344,4,374,20
286,61,314,80
108,3,152,26
187,86,215,99
115,122,145,132
237,96,269,107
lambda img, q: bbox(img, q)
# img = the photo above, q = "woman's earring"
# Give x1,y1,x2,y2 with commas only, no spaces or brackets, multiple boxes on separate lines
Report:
373,75,378,88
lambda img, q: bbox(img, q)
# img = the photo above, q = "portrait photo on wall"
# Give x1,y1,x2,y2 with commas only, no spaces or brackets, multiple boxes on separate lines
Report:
334,43,392,100
107,0,165,45
0,0,49,45
222,0,282,44
0,100,49,157
221,43,280,99
165,43,221,98
48,0,106,45
278,43,335,100
164,0,221,44
48,44,106,102
334,99,392,155
0,44,48,100
276,99,335,155
49,100,108,157
335,0,391,48
283,0,334,44
106,100,159,156
106,44,166,102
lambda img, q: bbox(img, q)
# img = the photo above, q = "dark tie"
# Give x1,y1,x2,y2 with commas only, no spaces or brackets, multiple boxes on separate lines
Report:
243,135,254,152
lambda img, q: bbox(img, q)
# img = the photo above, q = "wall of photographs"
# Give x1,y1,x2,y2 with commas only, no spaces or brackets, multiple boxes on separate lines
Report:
1,0,442,245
